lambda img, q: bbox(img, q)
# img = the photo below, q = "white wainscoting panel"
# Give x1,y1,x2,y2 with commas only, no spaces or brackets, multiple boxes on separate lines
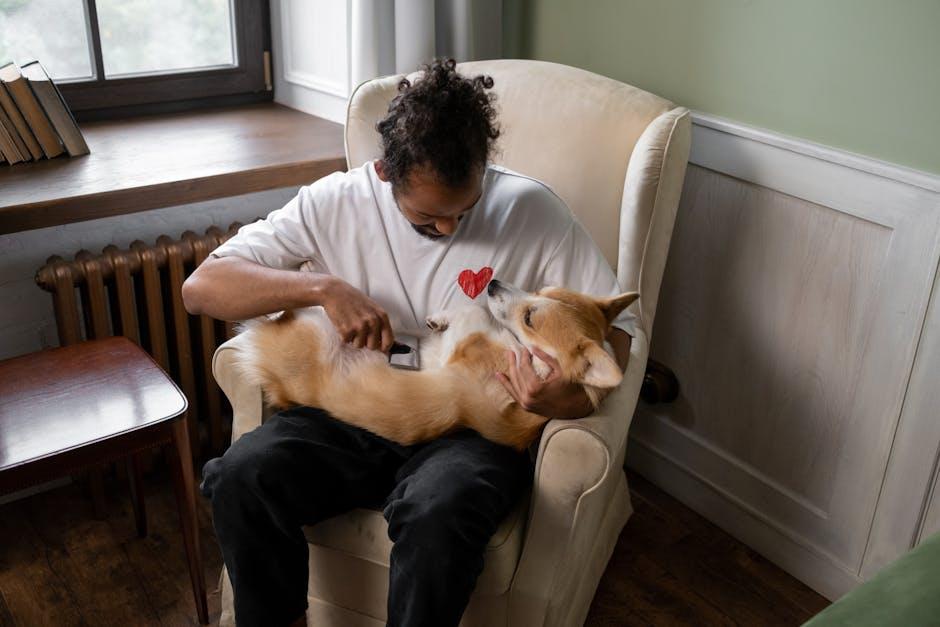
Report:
282,0,348,95
272,0,350,123
627,113,940,600
861,221,940,576
922,462,940,543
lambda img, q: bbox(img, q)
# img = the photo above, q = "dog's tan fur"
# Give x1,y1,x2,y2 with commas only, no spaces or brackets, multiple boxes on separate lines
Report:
235,282,637,450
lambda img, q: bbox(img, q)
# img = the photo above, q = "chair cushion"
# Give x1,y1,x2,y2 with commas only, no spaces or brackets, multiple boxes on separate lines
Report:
304,494,529,595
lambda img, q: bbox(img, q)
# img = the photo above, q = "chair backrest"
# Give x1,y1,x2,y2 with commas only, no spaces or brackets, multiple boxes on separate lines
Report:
345,59,690,331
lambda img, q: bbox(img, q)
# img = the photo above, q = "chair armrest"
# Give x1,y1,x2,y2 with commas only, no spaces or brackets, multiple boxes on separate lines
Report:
509,329,649,626
617,106,691,336
212,334,265,443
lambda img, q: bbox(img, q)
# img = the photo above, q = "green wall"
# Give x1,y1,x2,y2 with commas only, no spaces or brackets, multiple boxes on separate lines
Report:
504,0,940,175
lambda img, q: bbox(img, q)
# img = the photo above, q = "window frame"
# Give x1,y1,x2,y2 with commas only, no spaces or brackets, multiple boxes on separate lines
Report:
59,0,271,120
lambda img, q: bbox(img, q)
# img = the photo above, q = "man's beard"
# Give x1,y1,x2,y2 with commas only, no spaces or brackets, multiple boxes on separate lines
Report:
410,222,447,240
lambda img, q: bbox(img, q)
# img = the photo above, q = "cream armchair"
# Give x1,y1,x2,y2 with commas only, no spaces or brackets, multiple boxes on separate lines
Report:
212,60,690,626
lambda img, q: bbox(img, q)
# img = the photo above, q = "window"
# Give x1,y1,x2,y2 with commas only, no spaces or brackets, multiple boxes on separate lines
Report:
0,0,271,119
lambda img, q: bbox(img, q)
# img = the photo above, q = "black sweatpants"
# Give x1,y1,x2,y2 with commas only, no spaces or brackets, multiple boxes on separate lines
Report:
200,406,532,627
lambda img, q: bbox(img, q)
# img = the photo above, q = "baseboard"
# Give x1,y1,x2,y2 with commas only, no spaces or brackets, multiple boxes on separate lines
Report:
626,436,860,601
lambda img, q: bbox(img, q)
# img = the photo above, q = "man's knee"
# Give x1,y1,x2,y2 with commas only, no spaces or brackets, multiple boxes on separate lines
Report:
200,433,267,506
385,488,473,552
200,409,372,527
384,460,526,552
199,415,312,507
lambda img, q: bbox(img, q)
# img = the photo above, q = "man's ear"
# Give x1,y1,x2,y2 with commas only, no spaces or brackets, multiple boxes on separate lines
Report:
374,159,389,182
579,342,623,389
596,292,639,324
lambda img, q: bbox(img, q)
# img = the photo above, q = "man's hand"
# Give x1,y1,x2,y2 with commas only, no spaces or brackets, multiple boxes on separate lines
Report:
496,347,594,420
319,276,395,352
495,329,632,420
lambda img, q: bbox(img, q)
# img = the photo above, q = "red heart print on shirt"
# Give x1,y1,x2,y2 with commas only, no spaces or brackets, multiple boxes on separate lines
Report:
458,267,494,299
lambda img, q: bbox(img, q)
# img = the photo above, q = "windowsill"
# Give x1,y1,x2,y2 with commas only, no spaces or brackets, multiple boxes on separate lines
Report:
0,102,347,235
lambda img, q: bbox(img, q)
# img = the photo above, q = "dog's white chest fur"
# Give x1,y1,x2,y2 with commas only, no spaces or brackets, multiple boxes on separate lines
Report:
421,304,557,380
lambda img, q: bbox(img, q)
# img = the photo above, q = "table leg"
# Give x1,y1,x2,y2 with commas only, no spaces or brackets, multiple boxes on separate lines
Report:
168,413,209,625
126,453,147,538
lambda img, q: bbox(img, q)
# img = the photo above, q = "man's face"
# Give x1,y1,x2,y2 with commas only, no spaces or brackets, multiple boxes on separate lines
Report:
376,160,483,240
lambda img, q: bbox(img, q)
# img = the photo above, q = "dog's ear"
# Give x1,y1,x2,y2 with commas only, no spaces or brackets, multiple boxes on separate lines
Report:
578,342,623,389
596,292,639,324
425,315,448,333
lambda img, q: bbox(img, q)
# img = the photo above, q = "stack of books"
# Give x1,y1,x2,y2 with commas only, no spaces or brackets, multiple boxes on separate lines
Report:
0,60,90,165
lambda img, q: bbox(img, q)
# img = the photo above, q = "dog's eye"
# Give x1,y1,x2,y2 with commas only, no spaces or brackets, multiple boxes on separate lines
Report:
524,308,533,327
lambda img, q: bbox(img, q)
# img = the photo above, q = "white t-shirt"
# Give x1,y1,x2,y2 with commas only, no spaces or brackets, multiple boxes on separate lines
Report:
212,161,637,338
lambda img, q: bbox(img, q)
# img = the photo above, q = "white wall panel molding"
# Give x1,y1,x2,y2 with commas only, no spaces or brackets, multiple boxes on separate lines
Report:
280,0,349,96
272,0,351,123
691,113,940,195
866,244,940,575
628,112,940,600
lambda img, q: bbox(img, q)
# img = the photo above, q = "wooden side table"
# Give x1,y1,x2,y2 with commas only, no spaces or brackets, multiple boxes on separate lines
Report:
0,337,208,624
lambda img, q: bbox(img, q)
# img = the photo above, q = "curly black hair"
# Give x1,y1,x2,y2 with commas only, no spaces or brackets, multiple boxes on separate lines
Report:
376,58,500,191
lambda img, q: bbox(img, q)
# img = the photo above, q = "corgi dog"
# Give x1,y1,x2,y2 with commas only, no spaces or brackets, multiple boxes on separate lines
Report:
235,280,638,450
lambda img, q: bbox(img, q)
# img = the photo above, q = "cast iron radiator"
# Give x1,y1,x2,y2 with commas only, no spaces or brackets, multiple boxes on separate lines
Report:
34,222,245,458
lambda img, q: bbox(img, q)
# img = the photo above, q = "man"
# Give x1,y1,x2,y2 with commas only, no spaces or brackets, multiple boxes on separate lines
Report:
184,58,635,627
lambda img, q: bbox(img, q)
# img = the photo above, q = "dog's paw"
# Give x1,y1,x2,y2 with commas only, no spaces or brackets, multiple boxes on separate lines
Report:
425,314,449,332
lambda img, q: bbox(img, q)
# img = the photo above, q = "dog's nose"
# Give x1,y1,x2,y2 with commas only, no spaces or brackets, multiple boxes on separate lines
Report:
487,279,501,296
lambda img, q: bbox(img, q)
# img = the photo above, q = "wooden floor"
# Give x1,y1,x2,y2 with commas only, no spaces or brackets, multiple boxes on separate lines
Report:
0,465,828,626
587,473,829,626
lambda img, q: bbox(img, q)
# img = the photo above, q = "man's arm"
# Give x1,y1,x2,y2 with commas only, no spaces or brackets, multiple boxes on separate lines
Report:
182,256,395,351
183,256,330,320
497,327,632,420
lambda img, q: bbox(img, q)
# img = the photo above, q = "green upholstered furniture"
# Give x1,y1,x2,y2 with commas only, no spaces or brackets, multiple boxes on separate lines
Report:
804,531,940,626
